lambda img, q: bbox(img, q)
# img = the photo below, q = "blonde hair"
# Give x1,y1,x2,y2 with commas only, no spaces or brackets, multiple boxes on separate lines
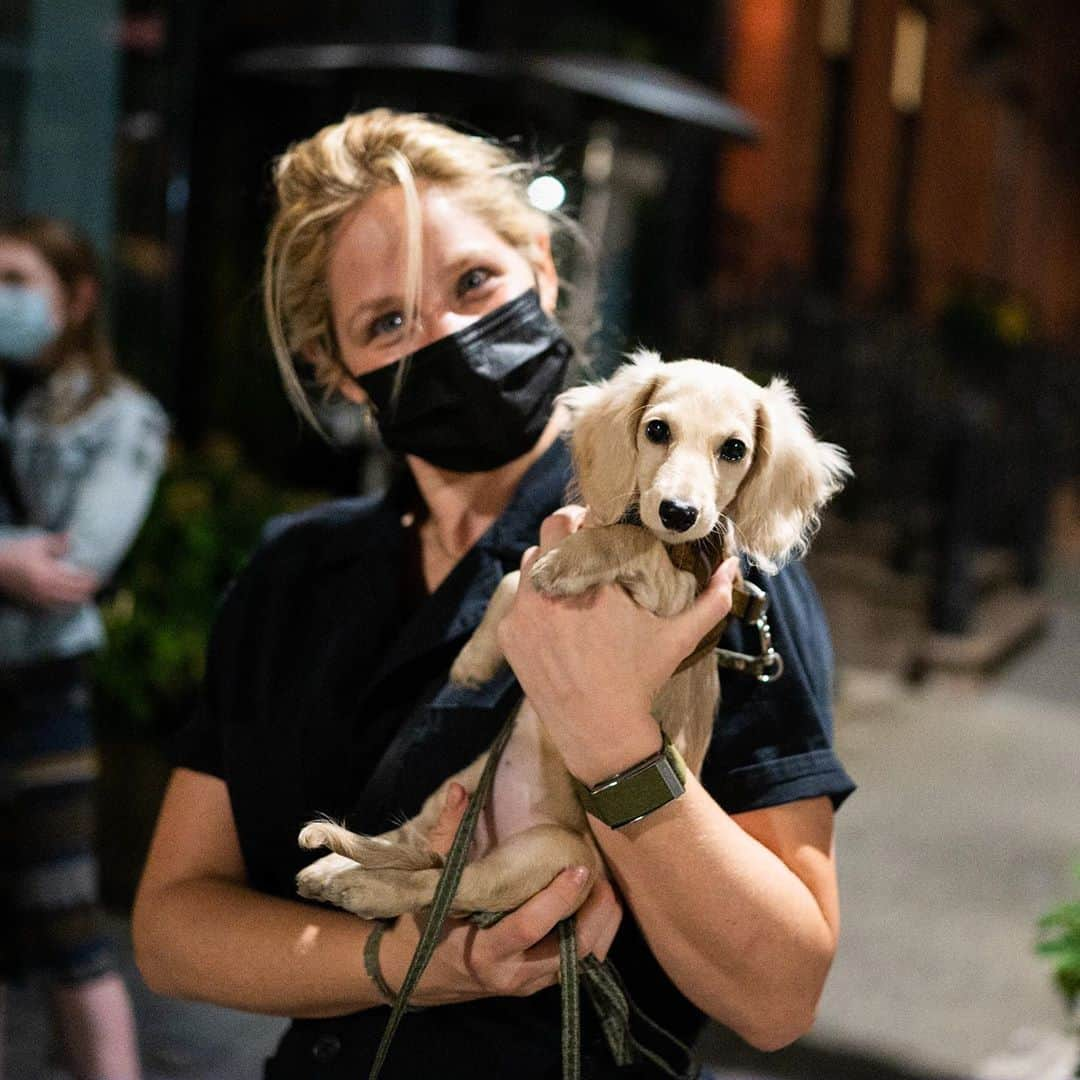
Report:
264,108,569,433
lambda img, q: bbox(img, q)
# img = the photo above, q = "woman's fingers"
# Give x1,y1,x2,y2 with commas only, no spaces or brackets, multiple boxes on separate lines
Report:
591,900,623,963
481,866,590,962
516,546,541,596
671,555,739,650
538,505,586,552
569,877,623,961
426,783,469,860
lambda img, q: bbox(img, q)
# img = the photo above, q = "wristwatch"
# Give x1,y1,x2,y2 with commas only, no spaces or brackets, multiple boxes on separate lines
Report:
570,731,688,829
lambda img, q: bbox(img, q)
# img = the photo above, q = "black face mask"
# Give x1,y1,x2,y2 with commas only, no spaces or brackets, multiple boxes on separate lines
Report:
353,289,573,472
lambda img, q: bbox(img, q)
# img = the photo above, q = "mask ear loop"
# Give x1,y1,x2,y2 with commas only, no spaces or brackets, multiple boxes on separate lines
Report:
318,330,383,444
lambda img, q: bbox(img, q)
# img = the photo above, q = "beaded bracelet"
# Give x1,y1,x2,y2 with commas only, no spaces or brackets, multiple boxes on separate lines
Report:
363,918,426,1013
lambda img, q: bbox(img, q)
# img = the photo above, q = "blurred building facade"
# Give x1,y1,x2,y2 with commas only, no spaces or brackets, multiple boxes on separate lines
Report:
3,0,1078,487
717,0,1080,342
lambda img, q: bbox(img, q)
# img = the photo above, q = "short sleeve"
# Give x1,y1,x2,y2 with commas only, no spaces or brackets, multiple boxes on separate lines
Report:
700,560,856,815
165,576,244,780
164,509,302,780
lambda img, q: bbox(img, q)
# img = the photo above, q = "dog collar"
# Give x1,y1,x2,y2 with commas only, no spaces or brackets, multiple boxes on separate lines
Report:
614,508,777,678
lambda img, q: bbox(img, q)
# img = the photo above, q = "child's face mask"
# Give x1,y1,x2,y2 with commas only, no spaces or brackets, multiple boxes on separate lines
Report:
0,284,60,365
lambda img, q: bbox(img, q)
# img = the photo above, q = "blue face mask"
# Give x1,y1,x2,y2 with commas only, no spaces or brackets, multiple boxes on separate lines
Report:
0,284,60,364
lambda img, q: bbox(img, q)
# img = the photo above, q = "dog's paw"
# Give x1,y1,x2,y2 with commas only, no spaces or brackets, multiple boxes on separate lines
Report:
623,567,698,617
329,868,439,919
450,638,504,687
330,874,403,919
296,852,358,903
529,549,597,597
298,821,342,851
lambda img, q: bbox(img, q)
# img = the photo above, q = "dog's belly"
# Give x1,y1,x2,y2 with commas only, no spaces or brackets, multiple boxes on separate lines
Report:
472,700,569,856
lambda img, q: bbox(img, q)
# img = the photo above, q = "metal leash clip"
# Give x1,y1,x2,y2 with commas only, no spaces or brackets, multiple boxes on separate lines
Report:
715,580,785,683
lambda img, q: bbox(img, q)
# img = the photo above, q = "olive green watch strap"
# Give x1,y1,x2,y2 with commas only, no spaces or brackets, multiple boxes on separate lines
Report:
570,731,688,829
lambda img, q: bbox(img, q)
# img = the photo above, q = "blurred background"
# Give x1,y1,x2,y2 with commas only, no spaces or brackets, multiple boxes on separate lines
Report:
2,0,1078,1077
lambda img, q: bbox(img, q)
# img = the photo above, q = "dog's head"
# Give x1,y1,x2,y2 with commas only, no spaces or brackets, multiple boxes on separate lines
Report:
557,350,850,572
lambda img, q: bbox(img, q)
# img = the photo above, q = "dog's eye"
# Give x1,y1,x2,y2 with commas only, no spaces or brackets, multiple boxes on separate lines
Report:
644,419,670,445
719,438,746,462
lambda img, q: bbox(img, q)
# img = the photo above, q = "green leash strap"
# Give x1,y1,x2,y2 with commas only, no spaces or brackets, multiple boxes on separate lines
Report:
558,917,580,1080
366,710,695,1080
367,715,516,1080
580,955,696,1079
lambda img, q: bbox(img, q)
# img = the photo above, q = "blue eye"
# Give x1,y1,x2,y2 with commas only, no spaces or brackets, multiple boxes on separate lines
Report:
370,311,404,339
458,267,492,295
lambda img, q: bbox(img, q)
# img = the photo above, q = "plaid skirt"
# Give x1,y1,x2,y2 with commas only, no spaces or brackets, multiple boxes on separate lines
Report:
0,655,117,985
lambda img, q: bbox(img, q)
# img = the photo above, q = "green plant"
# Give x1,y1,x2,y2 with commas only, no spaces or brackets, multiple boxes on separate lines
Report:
93,434,322,736
1037,862,1080,1071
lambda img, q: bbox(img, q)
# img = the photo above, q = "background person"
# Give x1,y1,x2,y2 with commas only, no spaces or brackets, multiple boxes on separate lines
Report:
0,215,168,1080
133,109,854,1078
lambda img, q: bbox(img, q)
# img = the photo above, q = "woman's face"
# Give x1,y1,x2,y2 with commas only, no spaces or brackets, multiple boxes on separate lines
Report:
327,184,558,402
0,237,66,337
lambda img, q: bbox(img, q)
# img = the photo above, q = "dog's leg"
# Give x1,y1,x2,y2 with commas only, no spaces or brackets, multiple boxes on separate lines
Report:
297,754,489,879
449,570,519,687
530,525,698,617
297,860,443,918
451,824,601,915
299,825,600,920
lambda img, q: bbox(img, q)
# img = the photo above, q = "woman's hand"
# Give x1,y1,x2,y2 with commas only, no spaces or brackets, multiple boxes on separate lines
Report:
497,507,739,784
379,783,622,1006
0,533,100,607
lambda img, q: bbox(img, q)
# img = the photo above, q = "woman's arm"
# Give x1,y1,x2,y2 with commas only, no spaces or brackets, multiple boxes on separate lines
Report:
591,782,837,1051
497,510,841,1050
133,768,623,1017
132,767,389,1018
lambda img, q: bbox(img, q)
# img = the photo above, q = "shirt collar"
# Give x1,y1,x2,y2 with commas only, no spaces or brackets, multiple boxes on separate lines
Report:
353,436,573,697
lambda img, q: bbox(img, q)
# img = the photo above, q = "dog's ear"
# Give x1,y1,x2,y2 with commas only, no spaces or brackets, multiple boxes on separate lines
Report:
727,377,850,572
558,351,663,525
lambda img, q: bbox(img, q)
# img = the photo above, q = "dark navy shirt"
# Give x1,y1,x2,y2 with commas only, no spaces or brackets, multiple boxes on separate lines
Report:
171,437,855,1079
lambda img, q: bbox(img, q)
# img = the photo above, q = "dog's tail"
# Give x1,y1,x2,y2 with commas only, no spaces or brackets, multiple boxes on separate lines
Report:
297,820,441,870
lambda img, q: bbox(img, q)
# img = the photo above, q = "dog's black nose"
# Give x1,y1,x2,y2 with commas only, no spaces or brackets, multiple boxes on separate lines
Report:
659,500,699,533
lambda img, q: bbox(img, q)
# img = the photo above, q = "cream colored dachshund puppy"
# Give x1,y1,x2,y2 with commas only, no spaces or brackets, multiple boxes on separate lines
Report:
295,351,849,919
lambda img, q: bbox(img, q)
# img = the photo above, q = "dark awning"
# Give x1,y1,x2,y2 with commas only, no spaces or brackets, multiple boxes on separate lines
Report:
230,43,758,139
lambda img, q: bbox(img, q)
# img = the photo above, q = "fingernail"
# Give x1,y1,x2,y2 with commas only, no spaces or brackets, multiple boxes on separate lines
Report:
446,784,464,809
567,866,589,887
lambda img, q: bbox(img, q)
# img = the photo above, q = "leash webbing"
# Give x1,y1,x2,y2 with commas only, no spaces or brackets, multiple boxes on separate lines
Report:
367,714,516,1080
558,917,581,1080
367,708,695,1080
365,707,694,1079
581,956,695,1078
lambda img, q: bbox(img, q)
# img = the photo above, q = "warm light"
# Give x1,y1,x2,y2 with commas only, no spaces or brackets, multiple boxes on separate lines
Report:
891,6,929,113
527,175,566,212
819,0,854,58
293,924,321,956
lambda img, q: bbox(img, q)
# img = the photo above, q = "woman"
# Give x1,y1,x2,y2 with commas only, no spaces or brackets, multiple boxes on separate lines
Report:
0,215,168,1079
133,109,855,1078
